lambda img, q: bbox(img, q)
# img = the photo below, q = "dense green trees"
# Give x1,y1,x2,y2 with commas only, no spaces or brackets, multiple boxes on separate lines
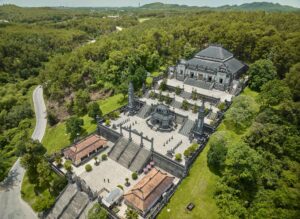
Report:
213,65,300,218
207,132,228,173
258,79,292,106
285,63,300,101
224,95,259,133
248,59,277,91
66,116,85,141
88,102,102,122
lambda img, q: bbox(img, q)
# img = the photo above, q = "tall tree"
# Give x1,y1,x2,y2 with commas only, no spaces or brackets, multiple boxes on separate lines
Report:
248,59,277,91
65,116,84,141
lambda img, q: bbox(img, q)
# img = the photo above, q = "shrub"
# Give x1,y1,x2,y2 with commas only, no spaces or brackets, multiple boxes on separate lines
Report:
117,185,124,190
192,104,198,113
218,102,226,111
64,160,73,172
159,79,167,91
184,149,191,157
175,153,182,162
149,91,156,99
101,153,107,160
175,86,181,95
85,164,92,172
132,172,138,180
105,119,111,126
192,90,198,100
181,100,189,110
88,203,108,219
54,155,62,167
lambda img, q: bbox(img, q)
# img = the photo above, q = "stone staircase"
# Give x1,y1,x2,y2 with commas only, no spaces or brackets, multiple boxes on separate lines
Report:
46,184,77,219
109,137,130,161
179,119,195,137
137,104,151,118
60,191,89,219
184,78,213,90
129,147,151,172
180,91,192,99
118,141,139,168
46,184,89,219
109,137,151,172
171,99,182,109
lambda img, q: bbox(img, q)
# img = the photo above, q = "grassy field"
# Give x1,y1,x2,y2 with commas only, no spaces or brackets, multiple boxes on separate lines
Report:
158,87,258,219
42,94,127,154
138,17,151,23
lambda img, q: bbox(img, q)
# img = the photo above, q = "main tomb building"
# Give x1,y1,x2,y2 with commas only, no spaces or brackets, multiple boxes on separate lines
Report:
175,45,247,91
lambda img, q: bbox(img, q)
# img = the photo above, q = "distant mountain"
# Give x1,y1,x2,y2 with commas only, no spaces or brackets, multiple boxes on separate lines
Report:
220,2,300,12
140,2,300,12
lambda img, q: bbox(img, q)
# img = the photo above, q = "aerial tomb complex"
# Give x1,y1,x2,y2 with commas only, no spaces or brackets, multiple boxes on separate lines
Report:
50,45,247,219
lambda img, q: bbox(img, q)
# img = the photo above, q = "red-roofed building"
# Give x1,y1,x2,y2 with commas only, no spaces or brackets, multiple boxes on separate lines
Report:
124,168,174,215
64,134,107,165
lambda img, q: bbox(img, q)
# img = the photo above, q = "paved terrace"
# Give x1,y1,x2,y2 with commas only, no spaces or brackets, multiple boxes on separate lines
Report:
161,78,233,102
139,96,212,124
111,113,192,164
151,89,219,114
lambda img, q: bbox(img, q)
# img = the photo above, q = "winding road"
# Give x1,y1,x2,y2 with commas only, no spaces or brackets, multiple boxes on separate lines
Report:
0,85,47,219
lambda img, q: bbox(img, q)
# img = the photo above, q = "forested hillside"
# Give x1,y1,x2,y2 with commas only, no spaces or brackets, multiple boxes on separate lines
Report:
0,5,138,182
41,11,299,120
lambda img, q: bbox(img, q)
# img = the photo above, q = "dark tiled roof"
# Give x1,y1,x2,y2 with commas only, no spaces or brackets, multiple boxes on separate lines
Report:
195,45,233,61
185,46,246,75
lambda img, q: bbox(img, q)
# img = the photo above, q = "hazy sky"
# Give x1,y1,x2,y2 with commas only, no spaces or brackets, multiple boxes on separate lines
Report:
0,0,299,8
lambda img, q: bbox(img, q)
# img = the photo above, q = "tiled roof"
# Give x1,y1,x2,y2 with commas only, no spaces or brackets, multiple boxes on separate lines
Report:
185,45,246,75
124,168,174,212
195,45,233,61
64,134,107,163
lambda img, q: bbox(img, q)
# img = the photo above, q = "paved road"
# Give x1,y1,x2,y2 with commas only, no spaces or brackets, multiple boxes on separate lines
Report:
0,85,47,219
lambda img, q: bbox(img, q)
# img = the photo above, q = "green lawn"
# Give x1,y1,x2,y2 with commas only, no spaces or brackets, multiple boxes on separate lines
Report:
158,88,258,219
138,17,151,23
42,94,127,154
159,143,220,219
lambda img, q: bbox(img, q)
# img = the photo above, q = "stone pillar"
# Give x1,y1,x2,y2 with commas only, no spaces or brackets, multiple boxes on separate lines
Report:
151,137,154,151
128,81,135,113
140,132,143,147
129,125,132,141
120,125,123,136
195,100,205,135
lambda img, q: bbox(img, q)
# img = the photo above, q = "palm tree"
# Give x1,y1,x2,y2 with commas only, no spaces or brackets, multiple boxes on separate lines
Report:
125,207,138,219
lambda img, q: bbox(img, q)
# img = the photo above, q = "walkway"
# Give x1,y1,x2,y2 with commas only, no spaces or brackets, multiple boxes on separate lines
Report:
0,85,47,219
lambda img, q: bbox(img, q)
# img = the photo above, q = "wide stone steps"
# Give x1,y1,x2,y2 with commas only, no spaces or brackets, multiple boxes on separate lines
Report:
60,191,89,219
109,137,130,161
179,119,195,137
129,147,151,172
184,78,212,90
171,100,182,109
180,91,192,99
118,141,140,168
46,184,77,219
137,104,151,118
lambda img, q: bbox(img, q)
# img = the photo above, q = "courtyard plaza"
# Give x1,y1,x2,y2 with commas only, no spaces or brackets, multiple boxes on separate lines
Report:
59,143,134,194
161,78,234,102
111,113,194,164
